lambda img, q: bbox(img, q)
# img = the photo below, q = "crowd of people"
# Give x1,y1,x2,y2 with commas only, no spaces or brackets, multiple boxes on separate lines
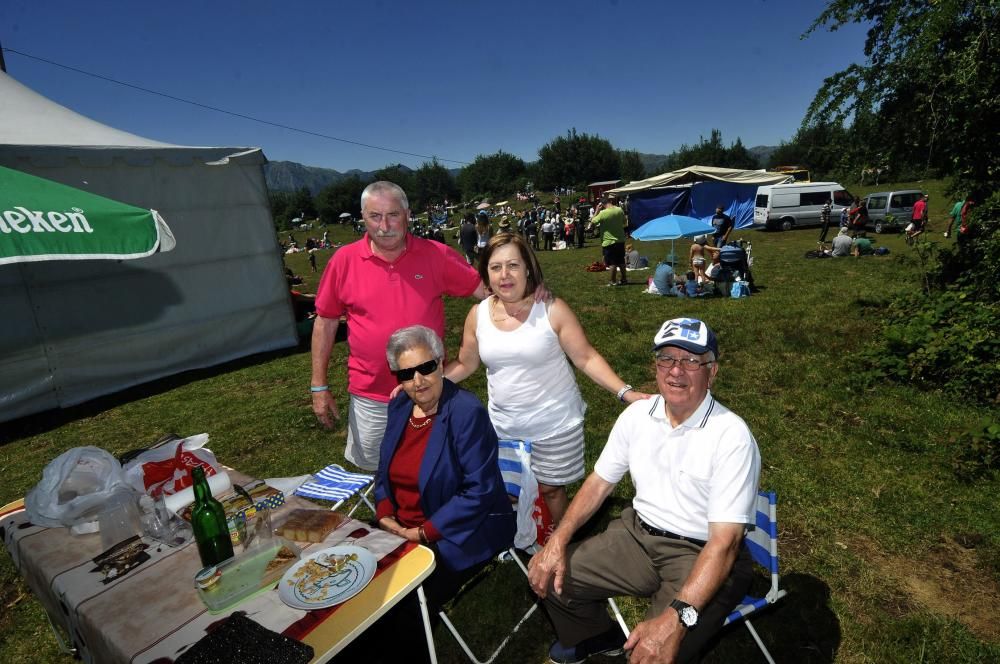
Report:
814,195,886,257
646,232,754,299
457,198,606,263
310,181,763,664
813,190,974,257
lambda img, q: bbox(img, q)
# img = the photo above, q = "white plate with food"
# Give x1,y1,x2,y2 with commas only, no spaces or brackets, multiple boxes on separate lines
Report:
278,544,377,610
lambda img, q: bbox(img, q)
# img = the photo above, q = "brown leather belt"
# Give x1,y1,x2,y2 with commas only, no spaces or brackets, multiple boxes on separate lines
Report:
638,518,707,547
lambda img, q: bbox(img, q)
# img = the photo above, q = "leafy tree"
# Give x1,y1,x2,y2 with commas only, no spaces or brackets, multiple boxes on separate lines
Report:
371,164,415,198
535,129,620,191
803,0,1000,190
410,159,459,212
457,151,527,200
268,191,294,230
807,1,1000,410
662,129,759,171
290,187,317,221
726,137,761,170
767,121,852,180
315,175,366,224
617,149,646,183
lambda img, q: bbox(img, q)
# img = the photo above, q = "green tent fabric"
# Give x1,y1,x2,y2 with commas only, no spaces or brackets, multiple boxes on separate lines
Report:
0,165,175,265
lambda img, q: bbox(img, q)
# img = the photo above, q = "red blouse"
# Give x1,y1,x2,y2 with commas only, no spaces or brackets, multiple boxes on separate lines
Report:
374,414,442,542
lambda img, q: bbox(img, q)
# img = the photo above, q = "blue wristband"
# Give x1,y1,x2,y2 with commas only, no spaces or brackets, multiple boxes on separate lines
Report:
310,385,329,393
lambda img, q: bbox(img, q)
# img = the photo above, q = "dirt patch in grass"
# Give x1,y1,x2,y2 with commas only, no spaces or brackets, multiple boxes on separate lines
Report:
851,534,1000,641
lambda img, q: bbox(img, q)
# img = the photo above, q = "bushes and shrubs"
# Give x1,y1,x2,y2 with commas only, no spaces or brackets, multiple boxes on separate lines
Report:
856,192,999,480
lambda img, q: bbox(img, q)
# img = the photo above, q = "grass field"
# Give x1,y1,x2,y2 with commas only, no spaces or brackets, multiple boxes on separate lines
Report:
2,180,998,663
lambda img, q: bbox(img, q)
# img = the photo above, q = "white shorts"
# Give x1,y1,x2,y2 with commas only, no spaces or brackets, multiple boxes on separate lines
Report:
345,394,388,471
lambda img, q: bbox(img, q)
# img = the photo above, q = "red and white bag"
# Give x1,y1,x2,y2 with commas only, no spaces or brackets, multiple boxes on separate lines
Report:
532,491,555,546
122,433,221,498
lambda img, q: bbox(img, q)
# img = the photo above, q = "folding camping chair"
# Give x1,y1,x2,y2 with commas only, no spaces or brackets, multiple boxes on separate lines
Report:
436,439,542,664
607,490,787,663
436,548,540,664
294,464,375,517
722,490,787,664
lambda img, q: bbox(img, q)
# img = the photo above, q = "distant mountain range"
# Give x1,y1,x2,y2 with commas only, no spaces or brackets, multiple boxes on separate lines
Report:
749,145,777,167
264,147,779,194
264,161,374,195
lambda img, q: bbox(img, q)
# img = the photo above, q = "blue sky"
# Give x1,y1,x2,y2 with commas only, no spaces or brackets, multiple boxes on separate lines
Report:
1,0,868,172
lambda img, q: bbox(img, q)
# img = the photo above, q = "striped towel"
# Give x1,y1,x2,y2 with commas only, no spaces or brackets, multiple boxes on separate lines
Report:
498,439,532,498
498,439,540,550
294,464,373,503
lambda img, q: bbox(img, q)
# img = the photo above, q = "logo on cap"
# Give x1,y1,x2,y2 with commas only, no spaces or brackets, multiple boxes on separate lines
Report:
653,318,718,357
660,319,702,342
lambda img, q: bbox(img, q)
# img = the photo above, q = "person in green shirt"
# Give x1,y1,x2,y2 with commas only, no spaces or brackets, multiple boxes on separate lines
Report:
592,194,628,286
944,195,973,238
852,232,875,256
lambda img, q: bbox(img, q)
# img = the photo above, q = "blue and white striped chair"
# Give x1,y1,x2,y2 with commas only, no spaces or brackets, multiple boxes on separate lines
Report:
722,490,787,664
607,490,787,663
294,463,375,516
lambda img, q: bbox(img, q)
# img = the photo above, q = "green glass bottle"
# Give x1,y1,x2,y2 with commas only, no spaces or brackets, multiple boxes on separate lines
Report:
190,466,234,567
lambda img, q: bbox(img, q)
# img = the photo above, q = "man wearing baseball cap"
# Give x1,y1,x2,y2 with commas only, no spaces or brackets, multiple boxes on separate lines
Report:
529,318,761,663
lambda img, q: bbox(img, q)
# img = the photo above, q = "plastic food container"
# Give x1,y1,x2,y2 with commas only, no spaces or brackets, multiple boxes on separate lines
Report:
194,537,301,614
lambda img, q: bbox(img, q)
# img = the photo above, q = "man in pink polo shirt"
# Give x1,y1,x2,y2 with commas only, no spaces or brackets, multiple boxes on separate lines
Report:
310,181,486,470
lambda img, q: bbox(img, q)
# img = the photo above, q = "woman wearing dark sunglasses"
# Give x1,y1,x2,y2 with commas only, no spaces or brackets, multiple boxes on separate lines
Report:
373,324,515,617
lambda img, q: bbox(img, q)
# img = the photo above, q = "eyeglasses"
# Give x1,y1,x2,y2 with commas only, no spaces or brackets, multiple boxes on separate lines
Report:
654,354,713,372
393,358,439,382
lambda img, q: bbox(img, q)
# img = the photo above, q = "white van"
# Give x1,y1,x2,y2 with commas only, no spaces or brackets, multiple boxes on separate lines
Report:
754,182,855,231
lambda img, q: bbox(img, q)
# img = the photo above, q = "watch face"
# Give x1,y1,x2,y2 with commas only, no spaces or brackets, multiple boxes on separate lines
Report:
680,606,698,627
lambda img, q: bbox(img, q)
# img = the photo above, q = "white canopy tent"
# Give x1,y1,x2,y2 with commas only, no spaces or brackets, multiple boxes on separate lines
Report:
609,165,791,194
0,71,297,423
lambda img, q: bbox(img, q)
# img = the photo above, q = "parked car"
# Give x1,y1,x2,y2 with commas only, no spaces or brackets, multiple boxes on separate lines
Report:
864,189,924,233
754,182,854,231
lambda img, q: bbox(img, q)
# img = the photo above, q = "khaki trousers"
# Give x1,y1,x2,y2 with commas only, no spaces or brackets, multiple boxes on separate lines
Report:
542,507,752,663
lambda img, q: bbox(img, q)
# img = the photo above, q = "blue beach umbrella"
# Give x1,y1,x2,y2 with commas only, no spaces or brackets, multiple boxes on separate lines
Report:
631,213,714,264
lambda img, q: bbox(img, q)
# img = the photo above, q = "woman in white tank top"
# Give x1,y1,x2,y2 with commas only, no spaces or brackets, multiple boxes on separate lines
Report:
444,234,650,526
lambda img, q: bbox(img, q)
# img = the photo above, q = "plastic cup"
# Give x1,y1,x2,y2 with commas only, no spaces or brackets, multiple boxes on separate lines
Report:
98,490,141,551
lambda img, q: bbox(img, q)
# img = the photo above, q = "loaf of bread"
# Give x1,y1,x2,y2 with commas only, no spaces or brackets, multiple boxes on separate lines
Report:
275,509,346,543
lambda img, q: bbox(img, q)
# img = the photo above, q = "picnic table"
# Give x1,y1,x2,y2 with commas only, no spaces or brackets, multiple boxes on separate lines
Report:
1,470,437,663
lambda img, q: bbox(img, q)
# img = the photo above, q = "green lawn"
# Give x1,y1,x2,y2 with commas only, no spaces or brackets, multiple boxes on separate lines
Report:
2,182,998,663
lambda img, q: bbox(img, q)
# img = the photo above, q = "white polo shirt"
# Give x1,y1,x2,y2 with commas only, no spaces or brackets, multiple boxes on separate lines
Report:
595,391,760,541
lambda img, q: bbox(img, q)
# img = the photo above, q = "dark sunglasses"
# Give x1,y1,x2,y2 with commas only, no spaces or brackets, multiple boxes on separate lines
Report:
393,358,439,382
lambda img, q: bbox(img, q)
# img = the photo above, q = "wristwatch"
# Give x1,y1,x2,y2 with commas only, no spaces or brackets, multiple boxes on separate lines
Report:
669,599,699,629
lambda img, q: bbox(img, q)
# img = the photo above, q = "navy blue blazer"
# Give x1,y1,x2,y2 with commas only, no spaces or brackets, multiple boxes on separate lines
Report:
376,379,515,572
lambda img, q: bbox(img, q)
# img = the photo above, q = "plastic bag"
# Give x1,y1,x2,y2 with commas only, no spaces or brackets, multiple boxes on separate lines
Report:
731,280,750,299
122,433,221,499
25,446,127,529
498,439,540,550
